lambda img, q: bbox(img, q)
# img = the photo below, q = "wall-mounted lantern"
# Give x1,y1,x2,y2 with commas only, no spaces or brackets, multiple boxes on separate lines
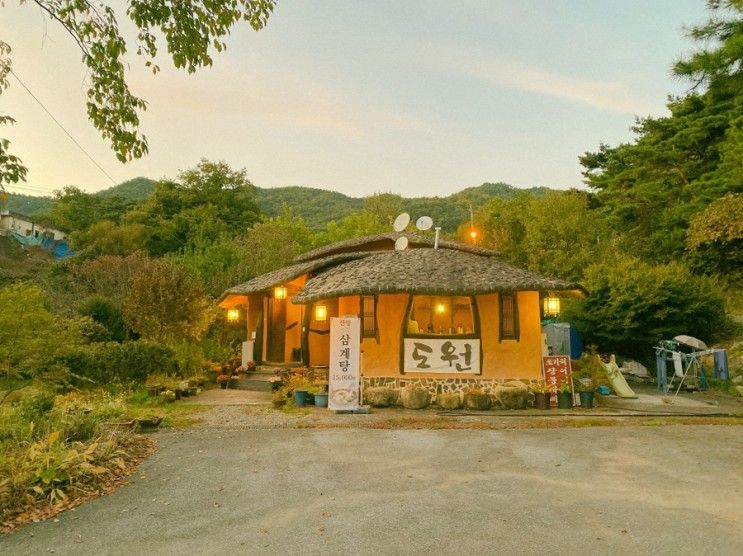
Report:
226,308,240,323
543,296,560,318
435,302,447,314
315,304,328,322
274,286,287,300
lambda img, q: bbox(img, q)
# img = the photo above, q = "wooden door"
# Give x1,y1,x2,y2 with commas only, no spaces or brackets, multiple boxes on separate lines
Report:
267,298,286,362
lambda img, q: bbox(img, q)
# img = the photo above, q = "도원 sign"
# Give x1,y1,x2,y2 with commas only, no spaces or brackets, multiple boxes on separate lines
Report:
403,338,480,374
328,316,361,410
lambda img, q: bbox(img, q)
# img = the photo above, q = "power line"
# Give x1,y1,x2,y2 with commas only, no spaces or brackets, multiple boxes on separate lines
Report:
9,68,117,186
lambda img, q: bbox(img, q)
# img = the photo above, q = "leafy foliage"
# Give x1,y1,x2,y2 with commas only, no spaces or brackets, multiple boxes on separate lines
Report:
79,296,130,342
0,284,83,380
565,256,729,360
0,1,276,184
123,259,213,344
127,160,261,256
686,192,743,283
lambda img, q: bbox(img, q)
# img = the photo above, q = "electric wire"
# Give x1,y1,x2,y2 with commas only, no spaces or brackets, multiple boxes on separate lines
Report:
8,68,117,186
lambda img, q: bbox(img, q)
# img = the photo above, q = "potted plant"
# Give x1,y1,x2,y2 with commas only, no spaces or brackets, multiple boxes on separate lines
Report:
531,380,551,410
575,377,595,409
217,374,230,389
246,360,258,373
268,375,283,392
557,382,573,409
311,384,328,408
229,374,240,389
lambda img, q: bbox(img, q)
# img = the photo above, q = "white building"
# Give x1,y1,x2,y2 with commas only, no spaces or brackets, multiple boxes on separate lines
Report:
0,210,67,241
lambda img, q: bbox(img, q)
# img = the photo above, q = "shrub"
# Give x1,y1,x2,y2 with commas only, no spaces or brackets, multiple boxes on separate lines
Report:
17,391,56,421
55,341,177,385
565,256,730,360
79,296,129,342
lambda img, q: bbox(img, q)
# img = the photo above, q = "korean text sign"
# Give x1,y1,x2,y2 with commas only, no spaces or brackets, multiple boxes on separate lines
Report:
403,338,480,374
542,355,572,406
328,317,361,410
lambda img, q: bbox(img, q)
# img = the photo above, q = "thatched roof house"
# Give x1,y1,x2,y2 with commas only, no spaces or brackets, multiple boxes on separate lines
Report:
219,233,582,388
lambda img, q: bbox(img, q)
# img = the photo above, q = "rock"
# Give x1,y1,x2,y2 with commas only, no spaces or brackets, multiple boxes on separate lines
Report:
364,387,396,408
463,391,491,410
399,387,430,409
494,381,530,410
732,375,743,385
437,392,462,410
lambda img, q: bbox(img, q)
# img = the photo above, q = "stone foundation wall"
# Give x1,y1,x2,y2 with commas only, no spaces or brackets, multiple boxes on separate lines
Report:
363,376,541,400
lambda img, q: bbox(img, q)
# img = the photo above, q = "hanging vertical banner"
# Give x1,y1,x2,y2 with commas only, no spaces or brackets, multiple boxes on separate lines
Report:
328,316,361,411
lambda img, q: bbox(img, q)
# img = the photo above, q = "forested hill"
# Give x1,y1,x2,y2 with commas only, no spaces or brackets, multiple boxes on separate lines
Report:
4,179,552,231
257,182,553,230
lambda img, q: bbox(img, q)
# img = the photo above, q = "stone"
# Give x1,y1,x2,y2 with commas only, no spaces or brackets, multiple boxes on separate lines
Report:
437,392,462,410
494,381,530,410
463,391,491,410
399,387,430,410
364,387,396,408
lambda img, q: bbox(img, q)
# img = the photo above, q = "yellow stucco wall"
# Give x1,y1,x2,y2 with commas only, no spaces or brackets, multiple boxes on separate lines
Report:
358,291,542,379
477,291,543,379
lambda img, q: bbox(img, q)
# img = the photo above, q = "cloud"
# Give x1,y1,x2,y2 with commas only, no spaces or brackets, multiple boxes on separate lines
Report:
435,45,652,115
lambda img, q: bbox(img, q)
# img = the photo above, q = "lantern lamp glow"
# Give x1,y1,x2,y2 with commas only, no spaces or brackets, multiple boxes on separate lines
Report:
543,296,560,317
435,303,447,314
274,286,287,300
315,304,328,322
226,308,240,323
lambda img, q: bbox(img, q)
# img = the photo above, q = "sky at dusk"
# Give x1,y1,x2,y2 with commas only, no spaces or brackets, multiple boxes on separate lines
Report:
1,0,710,198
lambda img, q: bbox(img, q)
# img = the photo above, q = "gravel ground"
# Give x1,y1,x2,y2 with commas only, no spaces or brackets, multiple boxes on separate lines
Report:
2,425,742,555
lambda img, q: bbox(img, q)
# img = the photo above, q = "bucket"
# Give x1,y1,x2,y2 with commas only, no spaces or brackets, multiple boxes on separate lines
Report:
579,391,594,409
293,389,308,406
314,393,328,407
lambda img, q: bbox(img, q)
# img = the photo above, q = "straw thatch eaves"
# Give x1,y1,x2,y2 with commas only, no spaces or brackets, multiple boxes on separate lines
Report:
217,253,368,302
294,232,498,262
292,248,583,304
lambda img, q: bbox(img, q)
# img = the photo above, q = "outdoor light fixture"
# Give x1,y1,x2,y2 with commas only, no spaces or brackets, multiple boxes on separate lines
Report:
435,303,447,314
226,308,240,323
274,286,287,300
543,296,560,317
315,304,328,322
469,229,477,241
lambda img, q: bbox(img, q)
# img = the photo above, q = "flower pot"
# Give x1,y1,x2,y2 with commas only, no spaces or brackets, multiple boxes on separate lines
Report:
270,381,282,392
220,382,228,389
557,391,573,409
314,393,328,407
579,391,594,409
534,392,550,410
293,389,308,406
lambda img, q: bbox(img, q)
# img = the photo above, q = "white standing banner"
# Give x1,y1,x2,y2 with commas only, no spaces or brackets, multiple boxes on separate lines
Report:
328,317,361,410
403,338,480,374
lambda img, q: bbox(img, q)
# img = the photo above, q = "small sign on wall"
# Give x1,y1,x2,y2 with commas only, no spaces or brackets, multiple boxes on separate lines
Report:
328,317,361,410
403,338,480,373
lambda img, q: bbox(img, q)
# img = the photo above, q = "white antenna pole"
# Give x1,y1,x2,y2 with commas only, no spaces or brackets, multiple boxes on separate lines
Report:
434,227,441,249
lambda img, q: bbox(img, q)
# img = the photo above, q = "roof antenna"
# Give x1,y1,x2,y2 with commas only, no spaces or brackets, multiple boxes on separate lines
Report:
434,227,441,249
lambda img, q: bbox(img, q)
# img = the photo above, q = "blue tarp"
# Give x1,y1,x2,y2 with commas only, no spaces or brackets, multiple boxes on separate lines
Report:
8,232,74,259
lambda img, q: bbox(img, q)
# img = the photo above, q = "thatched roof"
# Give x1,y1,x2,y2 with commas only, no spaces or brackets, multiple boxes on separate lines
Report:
294,232,498,262
218,252,369,302
292,248,583,304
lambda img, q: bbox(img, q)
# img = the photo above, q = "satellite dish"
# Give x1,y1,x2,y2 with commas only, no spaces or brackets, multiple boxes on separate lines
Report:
416,216,433,231
394,236,408,251
393,212,410,232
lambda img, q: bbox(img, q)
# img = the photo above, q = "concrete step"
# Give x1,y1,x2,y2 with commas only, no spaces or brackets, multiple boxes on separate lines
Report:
236,378,273,392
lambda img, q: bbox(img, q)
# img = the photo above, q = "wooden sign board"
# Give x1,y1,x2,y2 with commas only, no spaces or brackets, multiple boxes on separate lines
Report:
542,355,572,407
403,338,480,374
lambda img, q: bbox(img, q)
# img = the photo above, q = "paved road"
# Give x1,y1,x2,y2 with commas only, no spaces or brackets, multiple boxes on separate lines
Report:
3,426,742,555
